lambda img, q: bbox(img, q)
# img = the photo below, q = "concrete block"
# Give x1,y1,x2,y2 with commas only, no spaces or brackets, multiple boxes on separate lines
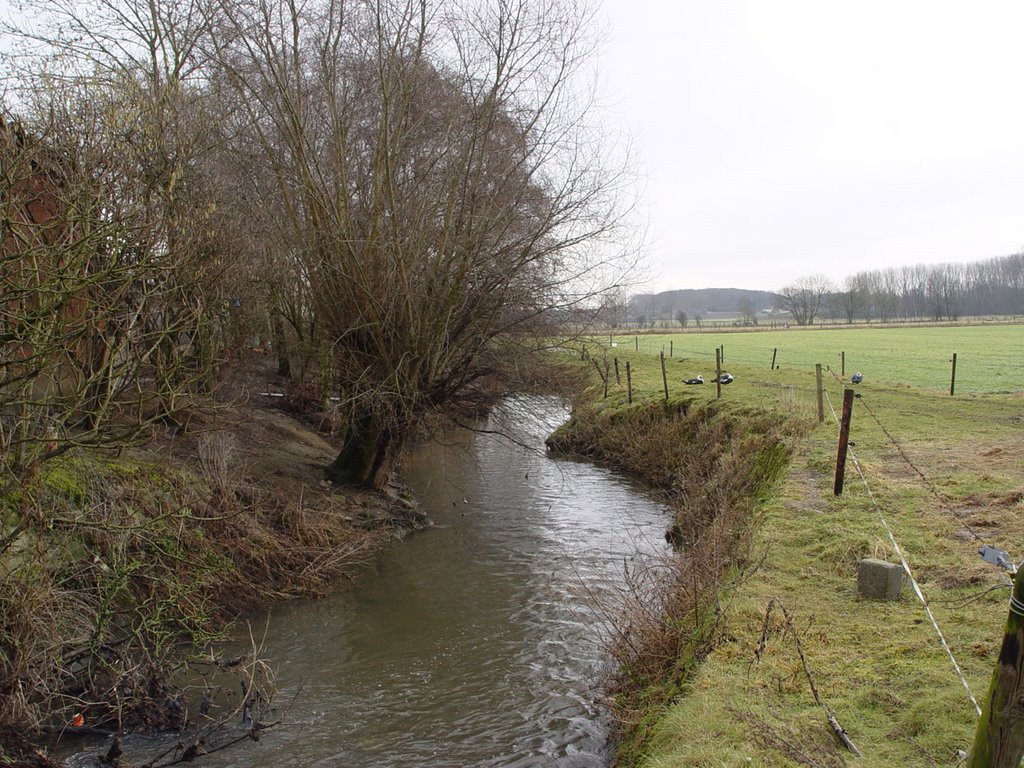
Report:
857,558,904,601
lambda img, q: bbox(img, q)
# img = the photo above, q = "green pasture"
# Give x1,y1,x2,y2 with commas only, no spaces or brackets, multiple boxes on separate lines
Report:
574,329,1024,766
592,323,1023,394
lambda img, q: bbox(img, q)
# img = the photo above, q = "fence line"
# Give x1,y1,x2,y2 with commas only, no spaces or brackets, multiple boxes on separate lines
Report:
823,388,983,716
592,347,988,714
594,347,994,716
856,393,1017,569
597,335,1017,394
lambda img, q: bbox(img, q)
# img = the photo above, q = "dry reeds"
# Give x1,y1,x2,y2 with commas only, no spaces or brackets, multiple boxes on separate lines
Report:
0,451,385,741
549,399,802,757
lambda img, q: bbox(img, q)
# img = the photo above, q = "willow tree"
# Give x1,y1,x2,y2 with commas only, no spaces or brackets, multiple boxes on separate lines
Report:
215,0,632,489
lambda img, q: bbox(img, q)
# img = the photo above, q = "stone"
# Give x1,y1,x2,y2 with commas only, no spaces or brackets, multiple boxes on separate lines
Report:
857,558,904,601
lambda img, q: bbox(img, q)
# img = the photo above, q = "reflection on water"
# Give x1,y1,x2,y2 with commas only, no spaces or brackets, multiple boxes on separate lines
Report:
63,397,671,767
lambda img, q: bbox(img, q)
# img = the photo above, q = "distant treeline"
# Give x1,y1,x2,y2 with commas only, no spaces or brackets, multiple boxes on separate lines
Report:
831,253,1024,322
622,252,1024,327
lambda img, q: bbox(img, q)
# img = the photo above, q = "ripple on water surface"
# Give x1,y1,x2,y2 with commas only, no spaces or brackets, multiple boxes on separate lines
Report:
61,397,672,767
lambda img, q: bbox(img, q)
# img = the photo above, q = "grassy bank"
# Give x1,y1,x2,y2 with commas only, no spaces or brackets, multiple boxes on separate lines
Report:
547,375,808,763
562,339,1023,766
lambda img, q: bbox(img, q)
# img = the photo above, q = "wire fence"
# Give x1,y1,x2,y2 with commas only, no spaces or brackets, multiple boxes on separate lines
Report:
588,341,1015,721
822,387,987,717
592,329,1022,394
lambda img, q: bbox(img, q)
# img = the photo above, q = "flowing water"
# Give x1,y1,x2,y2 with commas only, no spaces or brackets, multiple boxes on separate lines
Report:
63,398,672,767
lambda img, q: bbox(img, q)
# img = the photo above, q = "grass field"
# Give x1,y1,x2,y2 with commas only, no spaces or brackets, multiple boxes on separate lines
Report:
594,323,1023,394
572,333,1024,766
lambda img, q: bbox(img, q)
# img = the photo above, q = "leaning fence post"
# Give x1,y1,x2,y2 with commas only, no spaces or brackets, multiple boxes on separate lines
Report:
816,364,825,423
833,388,855,496
950,352,958,396
614,357,620,385
967,567,1024,767
660,351,669,402
770,347,778,370
715,348,722,400
626,361,633,404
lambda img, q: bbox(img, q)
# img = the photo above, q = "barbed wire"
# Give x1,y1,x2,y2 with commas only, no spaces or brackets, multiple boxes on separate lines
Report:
600,340,1012,392
825,369,1016,568
823,388,982,716
855,394,1014,563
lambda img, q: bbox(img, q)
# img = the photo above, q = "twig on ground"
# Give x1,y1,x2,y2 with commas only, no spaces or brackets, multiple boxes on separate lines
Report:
754,597,862,758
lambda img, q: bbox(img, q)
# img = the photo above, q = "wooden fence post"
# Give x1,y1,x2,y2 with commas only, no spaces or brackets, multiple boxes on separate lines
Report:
841,351,846,377
950,352,958,396
660,351,669,402
967,567,1024,767
635,335,639,351
626,361,633,404
715,348,722,400
770,348,777,370
833,389,855,496
670,340,673,358
614,357,620,385
591,356,609,399
816,364,824,423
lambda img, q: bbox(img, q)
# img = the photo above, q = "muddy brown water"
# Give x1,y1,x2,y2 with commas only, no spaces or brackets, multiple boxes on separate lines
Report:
61,398,672,767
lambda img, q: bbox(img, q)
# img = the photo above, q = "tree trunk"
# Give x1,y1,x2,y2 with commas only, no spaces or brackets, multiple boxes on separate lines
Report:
273,315,290,378
968,567,1024,767
325,410,398,491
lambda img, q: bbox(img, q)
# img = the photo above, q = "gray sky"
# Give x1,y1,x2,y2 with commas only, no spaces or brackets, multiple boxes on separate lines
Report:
4,1,1023,295
598,0,1024,292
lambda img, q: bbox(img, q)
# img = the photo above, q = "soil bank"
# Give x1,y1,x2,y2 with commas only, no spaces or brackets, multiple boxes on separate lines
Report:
0,365,425,766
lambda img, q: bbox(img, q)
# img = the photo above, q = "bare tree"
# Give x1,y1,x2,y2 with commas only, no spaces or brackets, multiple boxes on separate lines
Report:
675,309,688,329
0,108,216,486
776,275,832,326
212,0,633,489
736,297,757,326
0,0,253,484
833,274,867,324
924,263,962,321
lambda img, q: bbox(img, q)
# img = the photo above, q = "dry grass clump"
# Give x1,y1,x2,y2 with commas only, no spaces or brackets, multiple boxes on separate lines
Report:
735,709,849,768
548,398,803,758
0,452,383,740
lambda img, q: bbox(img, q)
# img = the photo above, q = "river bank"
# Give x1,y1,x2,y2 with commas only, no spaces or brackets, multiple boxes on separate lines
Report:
0,364,425,766
8,346,1020,767
562,349,1023,767
546,395,803,764
38,396,678,768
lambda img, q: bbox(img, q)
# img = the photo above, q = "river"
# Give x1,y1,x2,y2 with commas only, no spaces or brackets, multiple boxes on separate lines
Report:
64,397,672,767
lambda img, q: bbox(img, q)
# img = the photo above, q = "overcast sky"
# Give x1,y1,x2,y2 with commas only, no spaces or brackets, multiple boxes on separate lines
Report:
597,1,1024,292
4,1,1022,295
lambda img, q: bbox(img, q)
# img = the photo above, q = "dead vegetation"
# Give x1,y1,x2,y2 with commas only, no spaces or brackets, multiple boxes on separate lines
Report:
546,398,805,760
0,389,417,762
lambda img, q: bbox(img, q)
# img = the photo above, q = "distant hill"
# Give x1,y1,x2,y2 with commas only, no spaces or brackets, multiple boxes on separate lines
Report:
628,288,777,324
